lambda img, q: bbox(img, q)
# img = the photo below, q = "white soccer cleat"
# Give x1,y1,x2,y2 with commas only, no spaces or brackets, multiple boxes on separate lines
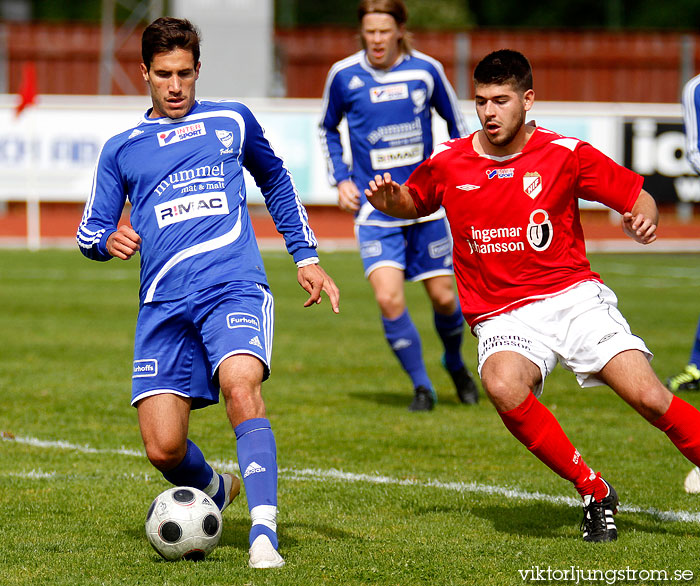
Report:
220,473,241,512
684,466,700,494
248,534,285,569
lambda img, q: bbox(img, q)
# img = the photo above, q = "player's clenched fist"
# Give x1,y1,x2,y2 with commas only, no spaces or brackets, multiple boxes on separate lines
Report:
107,224,141,260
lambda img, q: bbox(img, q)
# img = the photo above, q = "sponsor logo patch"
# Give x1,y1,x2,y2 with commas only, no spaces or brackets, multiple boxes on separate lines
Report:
526,209,553,251
244,461,266,478
154,192,230,228
486,168,515,179
360,240,382,259
370,83,409,103
348,75,364,90
428,237,452,259
392,338,411,351
157,122,206,147
370,144,423,170
227,312,261,331
133,359,158,378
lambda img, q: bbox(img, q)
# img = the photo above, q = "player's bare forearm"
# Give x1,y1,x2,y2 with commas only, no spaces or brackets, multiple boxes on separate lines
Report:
622,189,658,245
364,172,418,219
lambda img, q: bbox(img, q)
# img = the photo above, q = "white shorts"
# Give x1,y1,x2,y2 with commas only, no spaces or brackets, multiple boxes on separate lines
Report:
473,281,652,396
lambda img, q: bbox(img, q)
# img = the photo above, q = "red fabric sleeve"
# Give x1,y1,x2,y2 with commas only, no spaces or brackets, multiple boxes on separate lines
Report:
405,158,442,217
575,143,644,214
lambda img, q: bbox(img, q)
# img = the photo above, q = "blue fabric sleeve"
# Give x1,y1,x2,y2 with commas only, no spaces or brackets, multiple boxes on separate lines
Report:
76,138,128,262
429,62,469,140
682,74,700,174
319,73,352,185
239,104,318,263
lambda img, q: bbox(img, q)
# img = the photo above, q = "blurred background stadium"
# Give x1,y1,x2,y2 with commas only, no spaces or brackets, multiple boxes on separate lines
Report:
0,0,699,249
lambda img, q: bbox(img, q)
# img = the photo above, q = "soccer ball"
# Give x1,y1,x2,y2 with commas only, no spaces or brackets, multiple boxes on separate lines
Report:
145,486,222,561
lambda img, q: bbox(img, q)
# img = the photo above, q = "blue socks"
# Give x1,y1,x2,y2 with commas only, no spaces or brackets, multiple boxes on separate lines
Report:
434,305,466,372
235,417,279,549
161,422,281,551
162,439,227,509
691,317,700,366
382,309,432,390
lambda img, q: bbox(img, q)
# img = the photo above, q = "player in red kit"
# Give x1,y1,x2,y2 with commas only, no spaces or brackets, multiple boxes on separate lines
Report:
365,49,700,542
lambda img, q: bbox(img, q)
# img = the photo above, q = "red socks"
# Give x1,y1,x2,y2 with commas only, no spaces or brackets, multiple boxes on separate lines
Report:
652,395,700,466
497,393,700,499
499,392,607,500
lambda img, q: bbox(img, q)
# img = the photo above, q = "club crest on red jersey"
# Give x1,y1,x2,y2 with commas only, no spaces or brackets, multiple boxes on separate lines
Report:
523,172,542,199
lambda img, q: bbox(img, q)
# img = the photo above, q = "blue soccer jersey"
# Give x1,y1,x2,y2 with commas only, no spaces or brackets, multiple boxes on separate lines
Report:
78,100,318,304
682,73,700,174
319,50,468,226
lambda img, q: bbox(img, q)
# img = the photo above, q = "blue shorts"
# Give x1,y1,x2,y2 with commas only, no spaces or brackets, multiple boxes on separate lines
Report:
355,218,454,281
131,281,274,409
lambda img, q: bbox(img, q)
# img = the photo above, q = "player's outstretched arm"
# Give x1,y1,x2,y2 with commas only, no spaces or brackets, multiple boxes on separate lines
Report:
106,224,141,260
622,189,658,245
364,172,418,219
297,263,340,314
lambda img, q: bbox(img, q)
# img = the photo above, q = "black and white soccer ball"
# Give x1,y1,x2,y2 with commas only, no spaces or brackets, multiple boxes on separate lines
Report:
145,486,222,561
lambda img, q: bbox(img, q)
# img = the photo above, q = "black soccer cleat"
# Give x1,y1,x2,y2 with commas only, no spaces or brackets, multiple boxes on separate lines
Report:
408,385,436,412
447,365,479,404
580,478,619,543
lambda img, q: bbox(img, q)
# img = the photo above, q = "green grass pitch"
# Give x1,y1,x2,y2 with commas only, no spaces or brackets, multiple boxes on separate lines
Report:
1,249,699,585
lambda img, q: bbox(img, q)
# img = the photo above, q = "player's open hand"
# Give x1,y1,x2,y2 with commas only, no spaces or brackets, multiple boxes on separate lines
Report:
297,263,340,313
106,224,141,260
364,172,401,212
622,211,657,245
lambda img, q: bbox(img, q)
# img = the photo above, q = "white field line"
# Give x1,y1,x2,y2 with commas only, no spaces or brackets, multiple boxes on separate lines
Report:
5,434,700,524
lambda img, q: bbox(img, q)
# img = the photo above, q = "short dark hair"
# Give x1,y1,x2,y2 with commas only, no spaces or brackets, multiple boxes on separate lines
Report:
141,17,201,71
357,0,411,54
473,49,533,94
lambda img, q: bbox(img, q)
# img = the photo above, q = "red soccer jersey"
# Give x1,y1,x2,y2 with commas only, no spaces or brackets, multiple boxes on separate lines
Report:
406,127,644,328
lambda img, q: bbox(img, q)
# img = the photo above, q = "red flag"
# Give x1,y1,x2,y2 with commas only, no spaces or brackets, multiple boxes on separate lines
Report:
16,62,38,116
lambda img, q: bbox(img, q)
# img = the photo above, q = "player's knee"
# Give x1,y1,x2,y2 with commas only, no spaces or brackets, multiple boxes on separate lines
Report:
431,294,457,315
481,374,516,410
634,384,673,422
375,292,405,318
146,441,186,472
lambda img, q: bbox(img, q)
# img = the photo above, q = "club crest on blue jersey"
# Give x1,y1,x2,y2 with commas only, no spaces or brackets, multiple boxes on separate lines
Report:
227,312,261,331
157,122,207,147
133,359,158,377
216,129,234,149
411,88,427,114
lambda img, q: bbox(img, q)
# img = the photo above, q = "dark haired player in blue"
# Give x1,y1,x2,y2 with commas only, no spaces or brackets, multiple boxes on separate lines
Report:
319,0,478,411
77,17,339,569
